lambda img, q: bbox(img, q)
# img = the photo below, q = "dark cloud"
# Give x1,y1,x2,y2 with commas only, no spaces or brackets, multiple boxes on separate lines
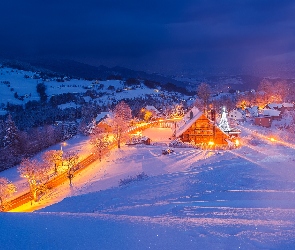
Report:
0,0,295,75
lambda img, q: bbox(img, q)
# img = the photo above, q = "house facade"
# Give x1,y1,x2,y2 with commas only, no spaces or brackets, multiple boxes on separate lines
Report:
228,109,245,121
175,107,229,145
254,117,272,128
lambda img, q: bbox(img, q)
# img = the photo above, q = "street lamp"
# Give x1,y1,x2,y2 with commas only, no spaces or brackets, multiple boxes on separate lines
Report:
61,142,67,151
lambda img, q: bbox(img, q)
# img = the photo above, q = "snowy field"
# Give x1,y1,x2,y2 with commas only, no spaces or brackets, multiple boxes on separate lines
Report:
0,66,169,111
1,127,295,249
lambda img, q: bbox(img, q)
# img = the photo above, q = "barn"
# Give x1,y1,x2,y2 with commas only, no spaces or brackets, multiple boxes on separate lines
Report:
175,107,230,145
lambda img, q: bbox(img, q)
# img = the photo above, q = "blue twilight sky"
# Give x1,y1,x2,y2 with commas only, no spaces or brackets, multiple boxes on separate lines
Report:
0,0,295,75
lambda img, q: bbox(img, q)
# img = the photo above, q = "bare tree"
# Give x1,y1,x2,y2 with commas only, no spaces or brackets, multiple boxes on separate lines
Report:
0,177,16,211
62,151,79,185
42,150,63,174
257,79,289,105
112,101,132,148
197,83,211,113
90,127,109,162
18,158,49,201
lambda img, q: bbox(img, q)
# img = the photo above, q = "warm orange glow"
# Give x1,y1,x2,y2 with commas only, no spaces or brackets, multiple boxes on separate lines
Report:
270,137,275,142
235,139,240,146
208,141,214,146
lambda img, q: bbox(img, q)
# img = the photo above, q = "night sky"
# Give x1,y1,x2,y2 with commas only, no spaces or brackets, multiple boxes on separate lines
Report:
1,0,295,75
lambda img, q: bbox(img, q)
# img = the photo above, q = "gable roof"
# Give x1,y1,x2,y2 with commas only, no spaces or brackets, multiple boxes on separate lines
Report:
175,106,203,137
266,103,282,109
282,102,294,108
145,105,160,114
95,112,111,123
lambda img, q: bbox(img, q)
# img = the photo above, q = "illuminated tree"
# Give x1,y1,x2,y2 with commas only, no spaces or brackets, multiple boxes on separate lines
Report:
0,177,16,211
90,127,110,162
144,110,153,121
18,158,49,201
256,79,289,106
62,151,79,185
219,107,231,132
42,150,63,174
112,101,132,148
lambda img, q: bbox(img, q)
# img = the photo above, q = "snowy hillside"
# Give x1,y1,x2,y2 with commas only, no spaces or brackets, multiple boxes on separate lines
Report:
0,67,164,105
1,127,295,249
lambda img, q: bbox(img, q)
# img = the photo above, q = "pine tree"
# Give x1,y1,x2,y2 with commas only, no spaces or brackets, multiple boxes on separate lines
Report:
219,107,231,132
3,114,21,154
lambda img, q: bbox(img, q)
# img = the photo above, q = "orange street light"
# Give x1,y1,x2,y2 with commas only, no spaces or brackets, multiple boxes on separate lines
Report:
61,142,67,151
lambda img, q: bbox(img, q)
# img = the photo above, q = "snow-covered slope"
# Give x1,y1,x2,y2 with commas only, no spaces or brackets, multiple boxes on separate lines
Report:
1,126,295,249
0,66,188,113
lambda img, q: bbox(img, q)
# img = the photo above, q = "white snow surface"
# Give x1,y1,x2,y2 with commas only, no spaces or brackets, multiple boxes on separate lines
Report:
1,125,295,249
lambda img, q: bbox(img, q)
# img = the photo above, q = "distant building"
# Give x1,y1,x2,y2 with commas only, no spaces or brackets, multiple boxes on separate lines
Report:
95,112,112,133
254,117,272,128
144,105,161,116
254,108,282,128
228,109,245,121
264,102,294,113
261,109,281,120
245,106,259,118
264,103,282,110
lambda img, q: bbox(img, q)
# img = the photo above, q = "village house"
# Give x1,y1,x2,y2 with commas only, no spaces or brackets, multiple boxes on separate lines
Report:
254,117,272,128
95,112,112,133
228,109,245,121
245,106,259,118
254,108,281,128
175,107,230,145
264,102,294,113
261,108,281,120
281,102,294,112
144,105,161,117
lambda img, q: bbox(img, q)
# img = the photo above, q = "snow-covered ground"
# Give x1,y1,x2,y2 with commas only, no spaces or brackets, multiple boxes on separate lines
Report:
1,125,295,249
0,66,186,112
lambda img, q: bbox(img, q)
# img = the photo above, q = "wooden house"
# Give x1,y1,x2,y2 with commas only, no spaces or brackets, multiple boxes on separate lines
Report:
95,112,113,133
175,107,229,145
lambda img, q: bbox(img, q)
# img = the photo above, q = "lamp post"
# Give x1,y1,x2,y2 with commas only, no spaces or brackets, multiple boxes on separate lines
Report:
61,142,67,151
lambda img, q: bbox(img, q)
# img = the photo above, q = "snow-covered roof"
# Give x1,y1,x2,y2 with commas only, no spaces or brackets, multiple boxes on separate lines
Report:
262,108,281,117
175,106,203,137
58,102,80,110
267,103,282,109
229,109,243,115
246,106,258,116
95,112,111,123
145,105,160,114
282,102,294,108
